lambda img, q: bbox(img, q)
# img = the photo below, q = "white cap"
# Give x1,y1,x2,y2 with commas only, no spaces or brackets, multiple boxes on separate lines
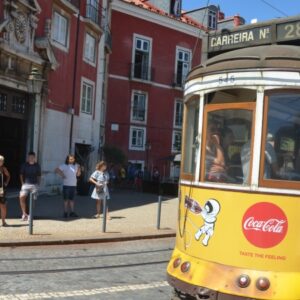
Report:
267,133,274,141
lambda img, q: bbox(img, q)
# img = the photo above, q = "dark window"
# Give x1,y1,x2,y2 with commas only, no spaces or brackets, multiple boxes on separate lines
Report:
173,131,182,152
175,101,183,127
130,127,145,149
52,11,68,47
133,37,150,80
12,96,26,114
262,93,300,184
204,108,253,185
0,93,7,111
183,99,199,175
86,0,100,25
132,93,146,122
208,10,217,29
176,50,190,86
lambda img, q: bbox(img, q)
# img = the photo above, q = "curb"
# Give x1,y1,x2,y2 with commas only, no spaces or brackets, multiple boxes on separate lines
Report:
0,231,176,247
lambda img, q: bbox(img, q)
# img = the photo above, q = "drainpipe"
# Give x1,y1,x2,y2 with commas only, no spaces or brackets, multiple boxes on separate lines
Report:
69,9,81,153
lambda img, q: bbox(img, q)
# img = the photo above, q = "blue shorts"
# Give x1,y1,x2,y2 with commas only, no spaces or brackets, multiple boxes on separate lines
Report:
63,186,76,201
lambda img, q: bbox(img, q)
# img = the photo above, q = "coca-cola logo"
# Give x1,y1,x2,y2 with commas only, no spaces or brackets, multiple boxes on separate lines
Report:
242,202,288,248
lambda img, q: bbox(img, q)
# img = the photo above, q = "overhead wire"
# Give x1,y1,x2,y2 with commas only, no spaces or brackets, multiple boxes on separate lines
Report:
260,0,289,17
191,0,210,60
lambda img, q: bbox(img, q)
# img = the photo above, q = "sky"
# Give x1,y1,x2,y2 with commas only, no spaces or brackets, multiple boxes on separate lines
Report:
182,0,299,24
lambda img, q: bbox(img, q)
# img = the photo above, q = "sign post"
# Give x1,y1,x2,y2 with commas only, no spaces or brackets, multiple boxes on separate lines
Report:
28,192,37,235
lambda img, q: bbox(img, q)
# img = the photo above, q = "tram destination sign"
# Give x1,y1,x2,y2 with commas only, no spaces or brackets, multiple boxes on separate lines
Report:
277,20,300,42
208,17,300,52
208,26,272,52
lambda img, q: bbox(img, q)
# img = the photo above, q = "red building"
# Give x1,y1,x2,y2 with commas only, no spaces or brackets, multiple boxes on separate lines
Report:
0,0,110,189
105,0,204,179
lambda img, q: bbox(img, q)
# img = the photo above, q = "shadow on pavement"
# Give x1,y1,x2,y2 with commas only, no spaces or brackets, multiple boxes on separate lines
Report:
5,189,175,221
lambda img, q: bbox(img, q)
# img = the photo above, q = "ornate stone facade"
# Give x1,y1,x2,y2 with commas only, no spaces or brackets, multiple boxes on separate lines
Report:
1,0,40,54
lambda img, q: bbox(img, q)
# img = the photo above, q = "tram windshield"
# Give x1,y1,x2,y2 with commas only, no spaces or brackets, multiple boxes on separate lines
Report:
183,98,199,175
262,92,300,183
204,108,253,184
183,89,300,189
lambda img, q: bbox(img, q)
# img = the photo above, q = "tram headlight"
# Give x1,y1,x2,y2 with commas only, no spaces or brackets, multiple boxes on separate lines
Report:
173,258,181,268
180,261,191,273
256,277,270,291
237,274,251,288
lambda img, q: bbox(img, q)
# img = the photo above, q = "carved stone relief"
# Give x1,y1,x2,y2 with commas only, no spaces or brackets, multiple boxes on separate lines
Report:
15,11,28,43
0,0,40,53
0,0,58,78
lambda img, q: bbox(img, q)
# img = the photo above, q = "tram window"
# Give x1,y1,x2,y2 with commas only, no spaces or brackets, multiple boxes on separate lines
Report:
261,93,300,184
183,99,199,175
203,108,253,184
208,89,256,104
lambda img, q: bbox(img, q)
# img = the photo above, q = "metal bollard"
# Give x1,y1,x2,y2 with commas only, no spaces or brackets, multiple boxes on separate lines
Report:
102,197,107,233
28,192,36,235
157,195,162,230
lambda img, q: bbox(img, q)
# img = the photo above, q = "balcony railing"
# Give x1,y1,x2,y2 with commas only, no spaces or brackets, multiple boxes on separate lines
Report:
130,63,154,81
85,3,102,26
173,73,185,88
132,109,146,122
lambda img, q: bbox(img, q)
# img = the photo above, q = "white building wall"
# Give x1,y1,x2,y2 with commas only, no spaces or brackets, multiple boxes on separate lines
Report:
40,108,71,192
40,108,101,191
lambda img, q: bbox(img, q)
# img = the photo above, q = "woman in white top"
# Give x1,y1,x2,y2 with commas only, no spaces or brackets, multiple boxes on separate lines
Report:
55,155,81,218
89,161,111,219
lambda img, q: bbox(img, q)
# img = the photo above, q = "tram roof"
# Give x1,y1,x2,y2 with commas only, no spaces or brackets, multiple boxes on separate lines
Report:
187,45,300,80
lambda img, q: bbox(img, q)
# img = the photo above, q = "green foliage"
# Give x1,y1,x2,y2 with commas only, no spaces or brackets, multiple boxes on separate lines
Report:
102,145,127,165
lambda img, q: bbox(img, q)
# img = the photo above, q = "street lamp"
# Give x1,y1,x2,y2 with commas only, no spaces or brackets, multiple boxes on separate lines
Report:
26,68,44,152
27,68,44,94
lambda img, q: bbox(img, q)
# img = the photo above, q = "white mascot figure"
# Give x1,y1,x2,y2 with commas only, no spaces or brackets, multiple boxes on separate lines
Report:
194,199,220,246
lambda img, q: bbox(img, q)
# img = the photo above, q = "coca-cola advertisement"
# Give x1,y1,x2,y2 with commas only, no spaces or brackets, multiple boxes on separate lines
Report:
242,202,288,248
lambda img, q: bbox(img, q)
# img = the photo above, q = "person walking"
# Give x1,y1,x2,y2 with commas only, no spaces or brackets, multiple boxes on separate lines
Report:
89,161,111,219
19,151,41,221
55,154,81,218
0,156,10,227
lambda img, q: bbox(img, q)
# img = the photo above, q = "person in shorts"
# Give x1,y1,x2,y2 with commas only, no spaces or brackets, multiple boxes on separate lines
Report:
19,152,41,221
0,155,10,226
55,154,81,218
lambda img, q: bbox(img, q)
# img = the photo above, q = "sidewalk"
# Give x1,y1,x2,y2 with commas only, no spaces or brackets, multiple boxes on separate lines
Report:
0,189,178,246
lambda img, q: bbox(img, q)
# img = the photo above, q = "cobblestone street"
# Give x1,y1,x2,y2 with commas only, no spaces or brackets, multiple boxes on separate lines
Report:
0,238,175,300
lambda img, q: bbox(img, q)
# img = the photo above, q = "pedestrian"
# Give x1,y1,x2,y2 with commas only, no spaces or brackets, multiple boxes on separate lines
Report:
55,154,81,218
152,167,160,182
89,161,111,220
108,164,116,191
0,155,10,227
19,151,41,221
134,168,143,192
119,165,126,187
127,163,135,187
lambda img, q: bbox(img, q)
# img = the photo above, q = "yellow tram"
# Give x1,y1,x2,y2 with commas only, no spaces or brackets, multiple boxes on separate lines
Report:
167,17,300,300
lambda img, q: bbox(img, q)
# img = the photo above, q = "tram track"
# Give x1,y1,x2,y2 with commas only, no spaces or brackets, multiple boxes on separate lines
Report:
0,247,172,276
0,259,170,276
0,247,172,262
0,239,174,299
